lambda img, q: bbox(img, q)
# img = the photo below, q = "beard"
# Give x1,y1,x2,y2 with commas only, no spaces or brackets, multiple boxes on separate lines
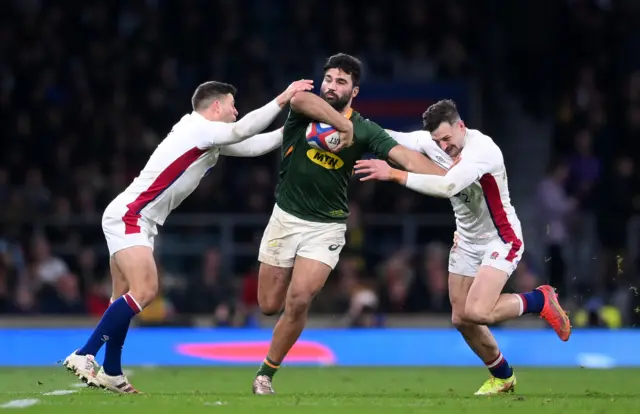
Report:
320,90,350,112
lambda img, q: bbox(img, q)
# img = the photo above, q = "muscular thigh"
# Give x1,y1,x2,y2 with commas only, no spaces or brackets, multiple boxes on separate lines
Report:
287,256,332,302
109,256,129,299
112,246,158,291
449,272,474,321
465,265,509,314
257,263,292,309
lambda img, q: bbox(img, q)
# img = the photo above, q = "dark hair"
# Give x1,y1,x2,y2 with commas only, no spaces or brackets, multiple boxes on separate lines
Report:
422,99,461,132
323,53,362,87
191,81,237,111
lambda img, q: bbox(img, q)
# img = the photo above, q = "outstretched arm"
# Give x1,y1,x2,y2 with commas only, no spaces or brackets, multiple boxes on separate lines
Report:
219,129,283,157
355,154,493,199
364,126,445,175
387,145,446,176
200,80,313,147
385,129,424,152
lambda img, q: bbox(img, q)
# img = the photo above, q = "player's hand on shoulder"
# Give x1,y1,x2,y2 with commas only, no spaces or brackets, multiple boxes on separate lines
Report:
277,80,314,107
354,158,392,181
333,122,354,152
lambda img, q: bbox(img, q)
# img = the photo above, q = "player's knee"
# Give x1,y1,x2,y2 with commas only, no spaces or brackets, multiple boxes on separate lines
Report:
258,297,283,316
464,304,494,325
284,292,312,318
128,277,159,307
451,313,468,329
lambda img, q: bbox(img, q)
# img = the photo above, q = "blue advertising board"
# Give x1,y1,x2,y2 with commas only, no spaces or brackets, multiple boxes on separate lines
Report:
0,328,637,368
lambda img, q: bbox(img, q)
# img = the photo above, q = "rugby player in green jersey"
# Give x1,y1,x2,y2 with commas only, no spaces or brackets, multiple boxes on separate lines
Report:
252,53,445,394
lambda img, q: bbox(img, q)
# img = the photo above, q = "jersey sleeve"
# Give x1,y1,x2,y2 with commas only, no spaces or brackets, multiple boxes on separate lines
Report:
197,100,282,149
404,143,502,198
385,130,433,154
360,120,399,159
283,107,312,131
219,129,283,157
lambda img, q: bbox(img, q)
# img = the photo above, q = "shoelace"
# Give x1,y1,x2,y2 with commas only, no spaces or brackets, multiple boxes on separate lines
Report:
483,376,497,389
257,378,272,390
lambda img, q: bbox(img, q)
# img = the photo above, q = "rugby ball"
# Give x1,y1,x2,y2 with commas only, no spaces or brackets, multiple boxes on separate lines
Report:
305,122,341,152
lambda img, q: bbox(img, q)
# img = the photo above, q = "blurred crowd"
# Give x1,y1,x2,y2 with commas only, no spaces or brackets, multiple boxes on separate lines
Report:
0,0,476,322
0,0,638,327
536,0,640,327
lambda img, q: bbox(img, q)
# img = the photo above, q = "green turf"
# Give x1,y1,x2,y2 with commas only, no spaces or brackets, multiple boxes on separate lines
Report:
0,367,637,413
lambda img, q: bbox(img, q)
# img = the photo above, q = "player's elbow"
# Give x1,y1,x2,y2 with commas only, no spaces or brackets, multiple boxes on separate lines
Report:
441,181,458,198
230,123,252,141
289,91,309,112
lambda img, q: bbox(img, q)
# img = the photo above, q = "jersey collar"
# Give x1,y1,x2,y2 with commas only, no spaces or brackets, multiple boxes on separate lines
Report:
344,108,353,119
191,111,207,122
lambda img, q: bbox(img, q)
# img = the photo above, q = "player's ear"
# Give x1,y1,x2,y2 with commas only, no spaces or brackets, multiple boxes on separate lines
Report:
351,86,359,99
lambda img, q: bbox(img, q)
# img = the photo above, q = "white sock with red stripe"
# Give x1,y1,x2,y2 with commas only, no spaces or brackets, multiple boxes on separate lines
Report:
485,351,513,379
515,294,524,316
122,293,143,313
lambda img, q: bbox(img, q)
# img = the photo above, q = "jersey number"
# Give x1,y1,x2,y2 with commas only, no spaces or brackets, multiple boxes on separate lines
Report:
455,191,471,203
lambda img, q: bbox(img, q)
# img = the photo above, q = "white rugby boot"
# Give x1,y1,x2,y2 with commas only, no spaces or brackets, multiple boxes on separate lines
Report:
93,367,139,394
252,375,276,395
63,351,99,386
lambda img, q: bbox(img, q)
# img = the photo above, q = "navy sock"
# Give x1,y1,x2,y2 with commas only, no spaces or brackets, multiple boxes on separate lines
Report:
77,294,141,358
103,324,130,376
487,352,513,379
519,289,545,314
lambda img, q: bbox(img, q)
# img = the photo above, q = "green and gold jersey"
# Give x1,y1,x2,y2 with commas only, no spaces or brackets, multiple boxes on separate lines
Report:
275,107,399,223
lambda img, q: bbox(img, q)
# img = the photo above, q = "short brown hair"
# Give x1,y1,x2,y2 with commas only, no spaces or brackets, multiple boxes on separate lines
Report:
191,81,237,111
422,99,461,132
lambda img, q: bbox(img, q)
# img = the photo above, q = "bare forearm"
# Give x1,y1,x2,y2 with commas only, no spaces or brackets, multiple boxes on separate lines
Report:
290,92,351,132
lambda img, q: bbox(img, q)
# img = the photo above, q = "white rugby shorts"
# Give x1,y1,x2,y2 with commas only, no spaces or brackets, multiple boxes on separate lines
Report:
102,203,158,256
258,204,346,269
448,236,524,277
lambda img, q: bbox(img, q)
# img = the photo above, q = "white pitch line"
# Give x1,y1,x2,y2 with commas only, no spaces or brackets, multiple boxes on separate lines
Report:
42,390,77,396
0,399,40,409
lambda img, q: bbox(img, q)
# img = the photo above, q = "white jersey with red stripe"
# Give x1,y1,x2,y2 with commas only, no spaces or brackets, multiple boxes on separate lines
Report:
101,99,285,256
107,112,228,227
107,106,284,228
387,128,522,247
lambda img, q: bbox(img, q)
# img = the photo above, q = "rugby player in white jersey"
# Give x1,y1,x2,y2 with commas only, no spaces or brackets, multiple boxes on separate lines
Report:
62,79,320,393
355,99,571,395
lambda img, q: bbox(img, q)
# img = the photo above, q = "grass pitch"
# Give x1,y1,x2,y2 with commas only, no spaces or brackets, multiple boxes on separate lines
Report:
0,367,637,413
